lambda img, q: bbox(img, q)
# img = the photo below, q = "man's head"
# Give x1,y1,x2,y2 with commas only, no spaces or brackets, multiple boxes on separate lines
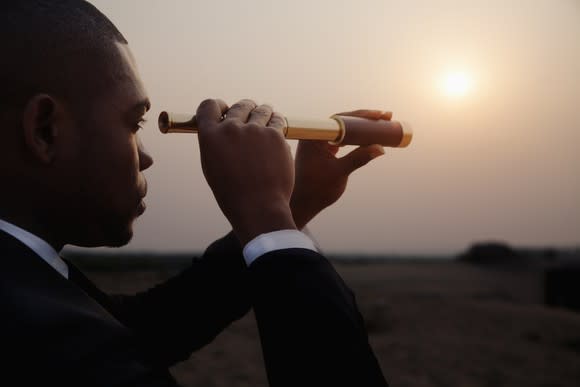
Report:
0,0,153,249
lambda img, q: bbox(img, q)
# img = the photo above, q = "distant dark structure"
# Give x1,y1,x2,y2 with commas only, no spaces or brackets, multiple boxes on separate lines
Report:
544,265,580,312
459,242,580,313
458,241,524,265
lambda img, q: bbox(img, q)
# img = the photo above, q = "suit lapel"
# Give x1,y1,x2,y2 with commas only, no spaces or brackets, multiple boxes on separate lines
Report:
0,230,123,327
63,257,119,313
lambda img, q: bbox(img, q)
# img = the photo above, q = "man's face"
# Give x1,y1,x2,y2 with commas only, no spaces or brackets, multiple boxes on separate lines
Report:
62,43,153,247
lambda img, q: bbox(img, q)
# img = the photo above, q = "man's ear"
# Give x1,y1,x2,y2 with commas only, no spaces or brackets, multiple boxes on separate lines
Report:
22,94,61,164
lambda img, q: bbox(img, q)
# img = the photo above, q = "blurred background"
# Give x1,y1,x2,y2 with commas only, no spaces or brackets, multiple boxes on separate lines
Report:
67,1,580,386
66,0,580,256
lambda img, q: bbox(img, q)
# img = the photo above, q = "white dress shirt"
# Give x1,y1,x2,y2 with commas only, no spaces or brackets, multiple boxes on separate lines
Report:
242,229,319,265
0,218,69,279
0,217,317,278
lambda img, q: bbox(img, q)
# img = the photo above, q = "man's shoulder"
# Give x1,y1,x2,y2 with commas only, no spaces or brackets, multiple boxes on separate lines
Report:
0,230,119,329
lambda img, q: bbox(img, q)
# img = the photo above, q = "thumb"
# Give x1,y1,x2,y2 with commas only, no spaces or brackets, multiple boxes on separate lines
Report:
339,144,385,175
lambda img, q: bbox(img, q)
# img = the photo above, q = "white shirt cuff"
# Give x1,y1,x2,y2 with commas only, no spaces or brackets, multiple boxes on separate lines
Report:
242,229,318,266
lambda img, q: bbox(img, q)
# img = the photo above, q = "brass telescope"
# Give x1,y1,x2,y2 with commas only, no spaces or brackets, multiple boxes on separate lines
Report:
158,111,412,148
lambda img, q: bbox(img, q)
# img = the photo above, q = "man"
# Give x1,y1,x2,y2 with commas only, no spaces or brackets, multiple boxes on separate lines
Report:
0,1,390,386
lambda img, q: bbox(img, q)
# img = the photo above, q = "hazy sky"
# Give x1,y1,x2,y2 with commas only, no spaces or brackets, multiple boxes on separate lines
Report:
77,0,580,255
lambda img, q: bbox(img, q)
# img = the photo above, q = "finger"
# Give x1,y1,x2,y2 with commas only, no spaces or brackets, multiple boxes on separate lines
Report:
335,109,392,121
267,111,287,135
196,99,229,129
339,144,385,174
297,139,340,156
247,104,273,126
327,142,340,156
380,111,393,120
224,99,257,122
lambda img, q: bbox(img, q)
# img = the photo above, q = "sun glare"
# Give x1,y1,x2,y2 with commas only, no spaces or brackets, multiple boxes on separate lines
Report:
441,72,473,98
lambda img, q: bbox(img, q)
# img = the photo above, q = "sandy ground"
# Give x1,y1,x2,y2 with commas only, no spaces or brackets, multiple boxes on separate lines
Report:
83,260,580,387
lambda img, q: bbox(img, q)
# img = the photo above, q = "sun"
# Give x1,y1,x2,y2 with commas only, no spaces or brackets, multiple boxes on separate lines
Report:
441,72,473,98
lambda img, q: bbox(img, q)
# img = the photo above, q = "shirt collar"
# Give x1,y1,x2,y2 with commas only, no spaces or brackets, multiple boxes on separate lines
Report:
0,218,69,279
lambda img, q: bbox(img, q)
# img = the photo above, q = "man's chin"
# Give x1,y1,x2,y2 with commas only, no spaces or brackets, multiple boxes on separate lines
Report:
104,233,133,248
70,225,134,248
104,226,134,247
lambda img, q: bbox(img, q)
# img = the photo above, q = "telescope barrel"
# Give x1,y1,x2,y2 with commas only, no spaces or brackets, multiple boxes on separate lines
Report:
158,111,412,148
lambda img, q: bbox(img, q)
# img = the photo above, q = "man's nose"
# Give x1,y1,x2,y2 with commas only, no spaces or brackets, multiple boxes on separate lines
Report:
137,136,154,171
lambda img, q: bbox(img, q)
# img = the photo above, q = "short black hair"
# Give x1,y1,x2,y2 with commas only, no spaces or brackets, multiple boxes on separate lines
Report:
0,0,128,112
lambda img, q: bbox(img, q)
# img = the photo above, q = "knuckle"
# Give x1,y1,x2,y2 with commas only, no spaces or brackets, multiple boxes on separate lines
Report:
232,99,256,110
252,112,271,122
198,98,215,110
258,104,274,112
244,122,263,133
269,116,285,127
240,98,257,106
221,117,241,131
252,107,271,116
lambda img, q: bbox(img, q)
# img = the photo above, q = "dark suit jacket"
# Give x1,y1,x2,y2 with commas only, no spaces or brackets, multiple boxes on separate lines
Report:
0,230,387,386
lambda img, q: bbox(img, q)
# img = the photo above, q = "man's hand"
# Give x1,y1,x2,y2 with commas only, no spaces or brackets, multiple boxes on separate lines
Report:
290,109,390,229
196,99,296,246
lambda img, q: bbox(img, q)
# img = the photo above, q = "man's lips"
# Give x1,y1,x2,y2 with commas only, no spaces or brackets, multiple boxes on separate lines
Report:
136,199,146,216
137,180,148,216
